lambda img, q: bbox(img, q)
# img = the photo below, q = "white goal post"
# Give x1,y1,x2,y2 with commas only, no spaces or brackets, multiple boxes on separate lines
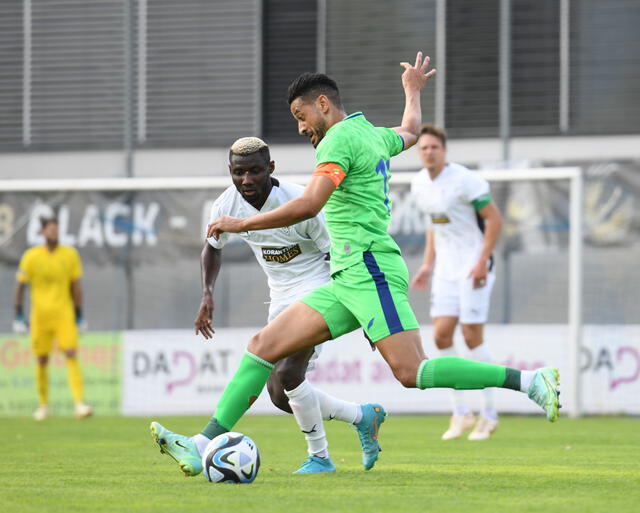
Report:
0,166,584,417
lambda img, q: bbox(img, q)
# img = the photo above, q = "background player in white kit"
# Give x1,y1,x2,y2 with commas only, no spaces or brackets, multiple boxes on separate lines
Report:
193,137,385,473
410,125,503,441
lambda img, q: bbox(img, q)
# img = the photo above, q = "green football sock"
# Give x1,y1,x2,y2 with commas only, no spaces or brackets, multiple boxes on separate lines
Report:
416,356,521,391
201,352,274,439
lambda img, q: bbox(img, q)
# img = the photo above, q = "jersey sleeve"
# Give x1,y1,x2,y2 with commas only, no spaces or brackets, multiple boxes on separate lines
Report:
462,172,492,210
16,250,32,283
69,247,83,280
206,198,231,249
376,127,404,157
304,211,332,254
315,127,353,173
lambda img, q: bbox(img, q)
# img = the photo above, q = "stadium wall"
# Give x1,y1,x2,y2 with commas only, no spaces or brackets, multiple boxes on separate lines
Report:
2,325,638,417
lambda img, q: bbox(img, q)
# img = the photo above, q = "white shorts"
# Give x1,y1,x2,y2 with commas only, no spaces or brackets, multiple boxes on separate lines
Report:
430,272,496,324
268,297,322,371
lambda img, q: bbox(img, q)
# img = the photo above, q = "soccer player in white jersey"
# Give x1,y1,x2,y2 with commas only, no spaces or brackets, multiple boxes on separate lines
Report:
410,125,503,441
192,136,385,473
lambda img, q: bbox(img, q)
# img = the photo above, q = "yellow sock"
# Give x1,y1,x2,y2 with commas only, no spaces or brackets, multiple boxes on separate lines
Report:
36,363,48,405
66,357,84,404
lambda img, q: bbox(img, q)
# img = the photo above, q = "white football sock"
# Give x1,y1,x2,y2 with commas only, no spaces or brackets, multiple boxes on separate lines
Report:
284,380,329,458
469,343,498,420
520,370,535,393
439,346,470,416
192,433,211,456
314,386,362,424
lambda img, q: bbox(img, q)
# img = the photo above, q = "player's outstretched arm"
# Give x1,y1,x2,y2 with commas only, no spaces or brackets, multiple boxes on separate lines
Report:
195,243,221,339
208,175,336,239
393,51,437,150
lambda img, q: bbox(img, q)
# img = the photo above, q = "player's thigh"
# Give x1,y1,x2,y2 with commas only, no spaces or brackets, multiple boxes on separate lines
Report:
375,329,424,388
268,298,324,371
30,320,54,357
335,251,419,343
459,271,495,325
249,298,338,363
430,274,460,319
55,317,79,353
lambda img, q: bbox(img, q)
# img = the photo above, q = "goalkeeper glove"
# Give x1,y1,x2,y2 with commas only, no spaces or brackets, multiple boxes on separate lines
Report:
75,307,88,332
13,307,28,334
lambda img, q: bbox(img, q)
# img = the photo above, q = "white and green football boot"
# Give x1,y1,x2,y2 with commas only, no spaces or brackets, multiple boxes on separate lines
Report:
150,421,203,476
527,367,561,422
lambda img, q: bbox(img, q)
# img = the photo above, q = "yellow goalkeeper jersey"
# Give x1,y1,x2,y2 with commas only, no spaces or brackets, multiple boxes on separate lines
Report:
16,245,83,321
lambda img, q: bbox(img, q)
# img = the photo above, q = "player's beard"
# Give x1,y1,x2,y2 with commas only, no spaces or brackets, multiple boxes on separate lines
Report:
311,119,329,148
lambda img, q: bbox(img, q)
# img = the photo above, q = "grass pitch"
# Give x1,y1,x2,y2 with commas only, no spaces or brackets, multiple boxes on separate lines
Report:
2,415,639,513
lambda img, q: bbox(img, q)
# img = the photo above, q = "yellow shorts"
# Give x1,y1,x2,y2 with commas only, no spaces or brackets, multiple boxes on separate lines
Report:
30,316,78,357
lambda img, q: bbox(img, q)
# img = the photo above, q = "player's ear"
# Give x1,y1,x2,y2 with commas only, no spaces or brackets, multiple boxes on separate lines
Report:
268,160,275,175
316,94,330,114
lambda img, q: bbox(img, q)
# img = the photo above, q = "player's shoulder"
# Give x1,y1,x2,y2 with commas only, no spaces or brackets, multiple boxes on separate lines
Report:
59,245,81,259
411,168,430,186
447,162,484,181
20,245,40,263
273,180,304,200
212,185,241,212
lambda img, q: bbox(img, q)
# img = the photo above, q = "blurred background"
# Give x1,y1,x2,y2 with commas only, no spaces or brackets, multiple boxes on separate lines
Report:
0,0,638,417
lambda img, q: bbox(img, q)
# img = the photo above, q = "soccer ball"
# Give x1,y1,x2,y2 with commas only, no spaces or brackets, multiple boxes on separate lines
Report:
201,432,260,484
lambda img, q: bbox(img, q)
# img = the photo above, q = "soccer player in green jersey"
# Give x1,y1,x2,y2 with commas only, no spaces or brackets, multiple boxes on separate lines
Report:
151,53,560,477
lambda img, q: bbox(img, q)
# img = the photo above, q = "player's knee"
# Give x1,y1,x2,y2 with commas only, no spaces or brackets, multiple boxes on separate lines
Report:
247,331,266,357
274,360,305,391
266,378,292,414
247,330,277,361
434,332,453,350
64,349,77,359
390,364,418,388
36,355,49,366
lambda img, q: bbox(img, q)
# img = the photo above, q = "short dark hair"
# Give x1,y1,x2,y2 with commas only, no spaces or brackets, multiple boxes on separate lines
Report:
40,216,58,230
287,72,342,108
419,124,447,147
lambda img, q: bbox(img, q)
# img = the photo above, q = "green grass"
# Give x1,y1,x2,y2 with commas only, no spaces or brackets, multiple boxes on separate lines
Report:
2,415,639,513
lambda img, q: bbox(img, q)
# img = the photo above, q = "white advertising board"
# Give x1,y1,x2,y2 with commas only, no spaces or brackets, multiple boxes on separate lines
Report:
122,325,640,416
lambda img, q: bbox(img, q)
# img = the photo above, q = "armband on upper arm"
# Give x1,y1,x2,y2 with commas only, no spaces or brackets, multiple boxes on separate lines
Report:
471,193,492,212
313,163,346,187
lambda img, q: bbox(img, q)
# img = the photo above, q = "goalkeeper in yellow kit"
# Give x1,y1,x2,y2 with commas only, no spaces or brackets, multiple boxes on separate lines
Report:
14,216,92,421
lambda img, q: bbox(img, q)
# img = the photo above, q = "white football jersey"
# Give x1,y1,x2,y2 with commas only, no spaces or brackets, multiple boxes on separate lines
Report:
411,162,490,280
207,180,331,301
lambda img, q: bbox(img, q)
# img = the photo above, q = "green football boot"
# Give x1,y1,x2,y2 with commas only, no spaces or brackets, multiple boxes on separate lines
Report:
354,403,386,470
527,367,560,422
150,421,203,476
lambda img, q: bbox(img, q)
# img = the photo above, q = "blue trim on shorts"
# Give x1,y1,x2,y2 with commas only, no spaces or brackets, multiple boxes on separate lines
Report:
362,251,404,335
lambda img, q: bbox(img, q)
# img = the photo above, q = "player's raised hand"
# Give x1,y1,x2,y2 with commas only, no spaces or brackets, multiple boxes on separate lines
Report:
207,216,245,239
400,51,437,93
195,294,215,339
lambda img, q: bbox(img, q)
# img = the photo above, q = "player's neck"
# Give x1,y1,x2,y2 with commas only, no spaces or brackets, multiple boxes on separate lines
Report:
427,162,446,180
328,109,348,129
44,241,58,252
